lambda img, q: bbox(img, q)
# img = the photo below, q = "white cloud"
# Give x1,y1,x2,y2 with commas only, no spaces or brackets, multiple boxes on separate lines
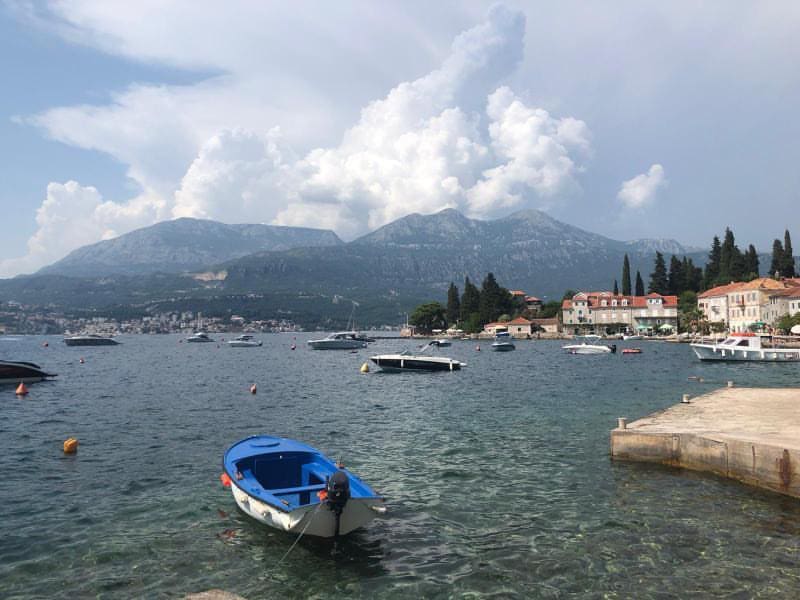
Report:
0,181,165,277
5,5,592,275
617,164,667,209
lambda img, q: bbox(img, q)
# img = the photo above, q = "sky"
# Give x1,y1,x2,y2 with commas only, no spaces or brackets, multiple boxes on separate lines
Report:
1,1,799,277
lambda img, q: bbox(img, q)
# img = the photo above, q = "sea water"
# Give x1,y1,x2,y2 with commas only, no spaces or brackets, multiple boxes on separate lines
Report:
1,335,799,598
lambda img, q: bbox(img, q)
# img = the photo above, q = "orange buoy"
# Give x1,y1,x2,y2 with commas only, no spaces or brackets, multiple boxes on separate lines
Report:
15,382,29,396
250,383,257,394
220,472,232,488
63,438,78,454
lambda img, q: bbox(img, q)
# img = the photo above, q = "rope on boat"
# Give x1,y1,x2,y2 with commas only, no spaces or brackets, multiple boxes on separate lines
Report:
275,502,323,566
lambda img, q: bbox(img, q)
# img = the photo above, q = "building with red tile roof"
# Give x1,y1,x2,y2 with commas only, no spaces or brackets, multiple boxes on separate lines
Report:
561,291,678,334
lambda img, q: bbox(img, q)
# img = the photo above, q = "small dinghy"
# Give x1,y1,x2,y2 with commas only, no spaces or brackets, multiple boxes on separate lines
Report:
222,435,385,538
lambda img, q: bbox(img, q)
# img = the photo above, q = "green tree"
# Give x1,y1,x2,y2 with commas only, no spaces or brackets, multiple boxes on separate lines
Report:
648,252,668,294
744,244,759,280
667,255,684,295
478,272,512,326
446,282,460,327
621,254,632,296
635,271,645,296
770,239,785,277
704,235,722,288
613,279,619,295
783,230,796,277
682,257,703,292
678,290,701,333
460,277,480,324
409,302,447,334
776,311,800,333
540,300,562,318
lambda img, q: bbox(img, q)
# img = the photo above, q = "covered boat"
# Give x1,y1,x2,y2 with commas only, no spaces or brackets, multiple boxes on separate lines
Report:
227,334,262,348
186,332,214,343
690,333,800,362
491,331,515,352
563,342,616,354
0,360,56,383
222,435,385,538
63,334,119,346
307,331,368,350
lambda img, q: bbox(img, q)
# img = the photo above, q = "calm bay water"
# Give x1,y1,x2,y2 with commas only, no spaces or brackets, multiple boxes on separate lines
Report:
1,334,799,598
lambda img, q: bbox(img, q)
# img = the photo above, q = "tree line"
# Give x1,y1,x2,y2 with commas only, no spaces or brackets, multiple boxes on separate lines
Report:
621,227,796,298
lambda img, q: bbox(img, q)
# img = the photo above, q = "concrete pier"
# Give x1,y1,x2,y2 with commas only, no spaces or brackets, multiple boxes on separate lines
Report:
611,387,800,499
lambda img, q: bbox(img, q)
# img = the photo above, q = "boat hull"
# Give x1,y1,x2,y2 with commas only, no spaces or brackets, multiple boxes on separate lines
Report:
63,337,119,346
0,361,56,383
370,355,464,371
230,484,383,537
227,341,262,347
491,343,515,351
307,340,367,350
563,344,611,354
691,344,800,362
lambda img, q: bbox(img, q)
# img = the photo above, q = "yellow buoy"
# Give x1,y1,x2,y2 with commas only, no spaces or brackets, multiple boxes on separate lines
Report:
360,362,370,373
63,438,78,454
15,382,29,396
250,383,257,394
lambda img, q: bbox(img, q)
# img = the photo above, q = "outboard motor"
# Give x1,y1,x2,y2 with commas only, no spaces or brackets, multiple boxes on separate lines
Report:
326,470,350,538
609,344,617,354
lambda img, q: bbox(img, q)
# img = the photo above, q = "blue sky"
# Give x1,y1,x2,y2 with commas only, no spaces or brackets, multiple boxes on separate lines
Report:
1,1,799,276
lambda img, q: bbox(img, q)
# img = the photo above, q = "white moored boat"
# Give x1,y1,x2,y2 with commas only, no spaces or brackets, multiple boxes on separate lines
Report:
307,331,368,350
186,331,214,343
563,335,616,354
227,334,262,348
691,333,800,362
491,331,515,351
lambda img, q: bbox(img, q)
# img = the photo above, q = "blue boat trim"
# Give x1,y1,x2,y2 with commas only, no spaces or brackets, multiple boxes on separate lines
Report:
223,435,383,513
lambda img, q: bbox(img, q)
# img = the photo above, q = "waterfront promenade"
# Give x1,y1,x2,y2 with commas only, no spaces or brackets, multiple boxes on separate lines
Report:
611,386,800,499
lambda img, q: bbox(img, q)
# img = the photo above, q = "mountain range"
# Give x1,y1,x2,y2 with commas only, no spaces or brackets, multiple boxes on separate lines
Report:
1,209,698,326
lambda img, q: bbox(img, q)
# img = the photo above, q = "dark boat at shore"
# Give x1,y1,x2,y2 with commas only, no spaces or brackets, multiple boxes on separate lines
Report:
64,334,120,346
0,360,57,383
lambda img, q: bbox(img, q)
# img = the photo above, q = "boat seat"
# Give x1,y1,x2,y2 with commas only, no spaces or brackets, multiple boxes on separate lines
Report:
270,483,327,496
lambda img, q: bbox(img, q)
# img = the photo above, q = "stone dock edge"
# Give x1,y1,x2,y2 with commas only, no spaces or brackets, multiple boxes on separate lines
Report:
610,387,799,499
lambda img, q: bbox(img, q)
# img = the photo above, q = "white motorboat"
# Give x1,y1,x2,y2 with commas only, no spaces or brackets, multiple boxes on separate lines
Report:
563,343,616,354
691,333,800,362
491,331,515,352
227,334,262,348
370,346,466,371
431,338,452,347
622,334,643,341
307,331,368,350
63,333,119,346
186,331,215,343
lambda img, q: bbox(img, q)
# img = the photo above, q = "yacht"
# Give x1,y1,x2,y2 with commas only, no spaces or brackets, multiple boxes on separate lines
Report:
491,331,516,352
0,360,56,383
370,350,466,372
691,333,800,362
563,335,616,354
63,334,119,346
431,338,452,347
307,332,368,350
227,334,262,348
186,332,215,343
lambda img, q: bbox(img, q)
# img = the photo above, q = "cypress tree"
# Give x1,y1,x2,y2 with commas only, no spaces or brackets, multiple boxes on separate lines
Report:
783,230,796,277
478,272,511,326
718,228,736,283
744,244,759,280
460,277,480,323
446,282,460,326
667,255,684,295
648,252,668,294
621,254,632,296
770,239,784,278
704,236,722,288
635,271,645,296
613,279,619,295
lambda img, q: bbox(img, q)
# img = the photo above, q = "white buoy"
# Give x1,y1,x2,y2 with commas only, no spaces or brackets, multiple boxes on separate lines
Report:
250,384,257,394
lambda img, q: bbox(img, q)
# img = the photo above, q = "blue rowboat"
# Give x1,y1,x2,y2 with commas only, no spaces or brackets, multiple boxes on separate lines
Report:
222,435,385,537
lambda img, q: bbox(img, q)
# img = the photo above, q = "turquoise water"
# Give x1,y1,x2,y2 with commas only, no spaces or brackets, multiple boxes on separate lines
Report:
1,334,799,598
